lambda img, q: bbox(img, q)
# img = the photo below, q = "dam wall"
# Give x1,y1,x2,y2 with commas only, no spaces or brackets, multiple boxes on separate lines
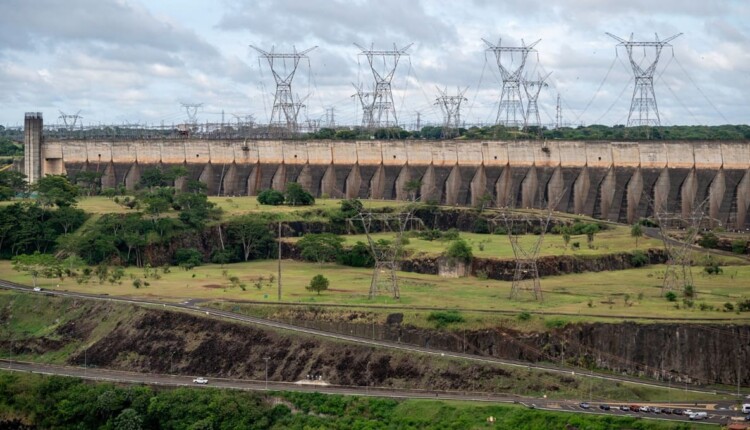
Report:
29,132,750,229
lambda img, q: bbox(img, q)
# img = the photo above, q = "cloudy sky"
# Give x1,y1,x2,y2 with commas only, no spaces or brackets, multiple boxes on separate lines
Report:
1,0,747,129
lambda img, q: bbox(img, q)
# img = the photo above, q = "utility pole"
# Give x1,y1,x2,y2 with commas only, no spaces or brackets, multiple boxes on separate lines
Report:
606,32,682,127
483,37,540,128
278,221,282,301
415,111,421,131
555,93,562,129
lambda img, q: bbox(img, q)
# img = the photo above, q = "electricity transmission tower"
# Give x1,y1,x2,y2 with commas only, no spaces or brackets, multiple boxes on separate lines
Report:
523,73,551,128
606,32,682,127
348,210,423,299
181,103,202,126
251,45,317,132
325,107,336,128
352,83,375,128
483,38,540,128
491,210,554,301
653,199,709,297
354,43,412,128
58,110,82,131
555,93,562,129
434,87,468,137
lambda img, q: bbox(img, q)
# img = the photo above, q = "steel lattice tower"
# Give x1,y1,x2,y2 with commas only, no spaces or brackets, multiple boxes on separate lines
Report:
606,32,682,127
251,45,317,132
483,38,540,128
352,83,375,128
348,210,423,299
58,110,82,131
522,73,551,128
354,43,412,128
434,87,468,137
180,103,202,126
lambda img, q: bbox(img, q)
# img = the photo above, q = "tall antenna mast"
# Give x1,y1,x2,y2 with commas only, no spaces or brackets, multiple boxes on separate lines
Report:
555,93,562,129
434,87,468,137
354,42,412,128
250,44,317,132
606,32,682,127
483,37,540,128
522,72,551,128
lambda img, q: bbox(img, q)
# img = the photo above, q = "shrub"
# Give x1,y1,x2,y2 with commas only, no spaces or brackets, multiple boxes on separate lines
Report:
476,269,488,280
427,310,465,328
306,274,329,295
544,318,567,329
703,259,723,275
698,231,719,249
175,248,202,270
285,182,314,206
298,233,344,263
665,291,677,302
442,228,460,241
517,311,532,321
445,238,473,264
257,189,284,205
737,299,750,312
630,250,648,267
731,239,747,255
571,241,580,250
337,241,374,268
683,285,695,298
723,302,734,312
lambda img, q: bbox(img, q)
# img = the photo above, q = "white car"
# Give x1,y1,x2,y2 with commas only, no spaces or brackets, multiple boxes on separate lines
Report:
33,287,42,292
192,377,208,384
689,412,707,420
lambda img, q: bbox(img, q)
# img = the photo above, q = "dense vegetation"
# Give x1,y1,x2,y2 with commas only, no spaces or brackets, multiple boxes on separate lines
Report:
306,123,750,141
0,372,698,430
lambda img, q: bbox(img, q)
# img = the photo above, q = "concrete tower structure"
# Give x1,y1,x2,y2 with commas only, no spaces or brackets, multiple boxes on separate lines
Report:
24,112,43,184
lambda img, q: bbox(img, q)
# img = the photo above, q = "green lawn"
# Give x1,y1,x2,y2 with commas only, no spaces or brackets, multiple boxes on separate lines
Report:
3,258,749,323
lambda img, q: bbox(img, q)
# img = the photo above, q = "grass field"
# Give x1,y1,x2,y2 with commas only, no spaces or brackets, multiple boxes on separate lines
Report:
3,257,749,324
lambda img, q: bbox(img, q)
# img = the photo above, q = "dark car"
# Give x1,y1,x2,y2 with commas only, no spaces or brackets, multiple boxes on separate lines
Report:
599,404,611,411
579,402,591,409
745,414,750,421
662,408,673,415
672,409,684,415
630,405,640,412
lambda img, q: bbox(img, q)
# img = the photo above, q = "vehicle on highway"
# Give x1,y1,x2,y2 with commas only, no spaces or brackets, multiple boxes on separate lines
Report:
672,409,683,415
33,287,42,292
688,411,707,420
652,407,661,414
662,408,672,414
598,404,610,411
639,406,649,412
743,404,750,414
629,405,640,412
192,377,208,384
579,402,590,409
745,414,750,421
619,405,629,411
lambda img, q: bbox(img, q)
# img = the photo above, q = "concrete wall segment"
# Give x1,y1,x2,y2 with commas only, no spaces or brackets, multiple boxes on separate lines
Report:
638,142,667,169
611,142,640,168
665,142,694,169
721,142,750,170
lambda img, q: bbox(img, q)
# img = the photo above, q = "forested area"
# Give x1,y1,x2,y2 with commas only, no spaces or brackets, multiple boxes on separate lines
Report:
0,372,696,430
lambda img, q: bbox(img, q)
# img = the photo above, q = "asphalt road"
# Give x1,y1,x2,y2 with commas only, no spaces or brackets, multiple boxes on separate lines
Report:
1,359,743,427
1,278,748,427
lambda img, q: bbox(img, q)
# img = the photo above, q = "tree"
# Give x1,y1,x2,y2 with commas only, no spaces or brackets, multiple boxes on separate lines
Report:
306,274,329,295
297,233,344,263
114,408,143,430
445,238,473,264
403,179,422,201
582,223,600,248
227,216,275,261
284,182,314,206
257,189,284,205
561,226,571,249
175,248,202,270
630,223,643,249
33,175,79,207
11,252,61,287
0,170,27,200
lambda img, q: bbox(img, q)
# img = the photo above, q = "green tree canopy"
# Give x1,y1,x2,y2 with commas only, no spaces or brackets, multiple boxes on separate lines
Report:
12,251,61,287
306,274,329,295
33,175,79,207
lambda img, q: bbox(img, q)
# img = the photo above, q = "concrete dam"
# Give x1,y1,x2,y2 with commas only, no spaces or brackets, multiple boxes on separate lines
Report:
24,115,750,229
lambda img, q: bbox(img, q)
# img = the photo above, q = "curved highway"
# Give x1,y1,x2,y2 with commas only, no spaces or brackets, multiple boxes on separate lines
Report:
0,279,745,401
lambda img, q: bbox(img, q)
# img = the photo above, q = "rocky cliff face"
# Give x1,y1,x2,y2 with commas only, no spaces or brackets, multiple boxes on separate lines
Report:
280,312,750,386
